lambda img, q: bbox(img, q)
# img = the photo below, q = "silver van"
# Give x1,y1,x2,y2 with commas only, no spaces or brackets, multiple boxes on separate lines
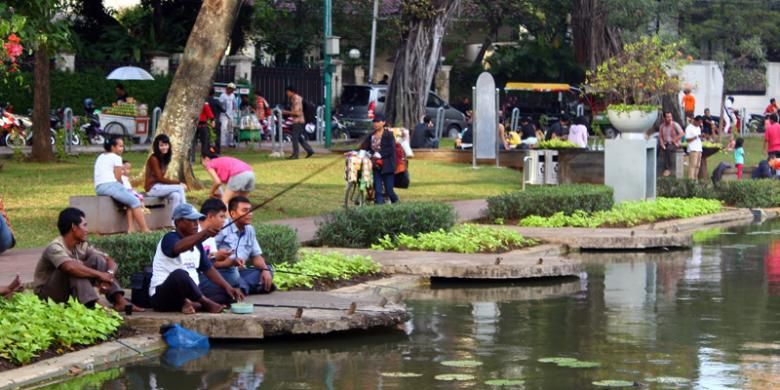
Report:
337,84,468,138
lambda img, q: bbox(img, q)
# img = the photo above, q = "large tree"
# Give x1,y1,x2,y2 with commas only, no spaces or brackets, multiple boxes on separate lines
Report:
570,0,621,71
7,0,71,163
156,0,241,186
385,0,462,128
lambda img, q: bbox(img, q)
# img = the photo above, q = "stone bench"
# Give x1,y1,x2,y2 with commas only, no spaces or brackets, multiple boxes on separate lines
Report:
68,195,173,234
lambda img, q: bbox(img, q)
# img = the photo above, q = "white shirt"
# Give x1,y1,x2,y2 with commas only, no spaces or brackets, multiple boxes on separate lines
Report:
685,124,702,152
94,153,122,188
121,175,132,190
149,232,206,297
219,92,237,116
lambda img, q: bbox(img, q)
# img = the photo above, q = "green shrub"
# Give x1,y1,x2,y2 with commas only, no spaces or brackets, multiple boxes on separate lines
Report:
656,177,714,199
273,250,381,290
486,185,614,221
0,70,173,114
371,224,536,253
255,223,299,264
91,231,168,285
0,293,122,364
315,202,457,248
519,197,721,228
715,180,780,208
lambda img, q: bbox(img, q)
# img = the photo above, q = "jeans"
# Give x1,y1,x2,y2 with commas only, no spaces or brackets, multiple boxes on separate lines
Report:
192,123,210,161
373,169,398,204
146,183,186,213
0,215,14,255
199,266,275,305
96,182,142,209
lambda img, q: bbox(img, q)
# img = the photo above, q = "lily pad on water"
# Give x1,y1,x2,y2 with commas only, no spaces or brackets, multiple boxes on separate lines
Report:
592,380,635,387
440,360,483,368
380,372,423,378
557,360,601,368
538,357,578,364
434,374,475,381
485,379,525,386
644,376,691,385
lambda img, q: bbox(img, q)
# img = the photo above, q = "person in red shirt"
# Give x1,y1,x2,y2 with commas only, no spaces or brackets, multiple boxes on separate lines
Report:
765,113,780,159
193,101,215,160
765,98,778,115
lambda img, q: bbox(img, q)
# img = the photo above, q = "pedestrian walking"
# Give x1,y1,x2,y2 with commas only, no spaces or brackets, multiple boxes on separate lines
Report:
685,116,704,180
282,86,314,159
207,88,225,154
219,83,239,148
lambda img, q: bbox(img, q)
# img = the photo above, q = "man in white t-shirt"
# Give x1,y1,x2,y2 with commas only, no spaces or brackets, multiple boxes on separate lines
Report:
149,203,243,314
219,83,238,148
197,199,231,262
685,116,704,180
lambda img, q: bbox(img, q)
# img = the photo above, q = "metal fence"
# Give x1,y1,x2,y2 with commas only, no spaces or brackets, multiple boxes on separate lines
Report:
251,66,323,107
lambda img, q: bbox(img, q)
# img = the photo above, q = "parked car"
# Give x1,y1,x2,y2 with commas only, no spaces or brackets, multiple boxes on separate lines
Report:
337,84,468,138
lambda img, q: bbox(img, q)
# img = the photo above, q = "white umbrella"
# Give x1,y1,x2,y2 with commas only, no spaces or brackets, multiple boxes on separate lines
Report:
106,66,155,81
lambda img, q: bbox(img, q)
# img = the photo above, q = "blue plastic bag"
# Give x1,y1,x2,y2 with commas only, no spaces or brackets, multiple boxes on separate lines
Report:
162,347,209,368
162,324,210,349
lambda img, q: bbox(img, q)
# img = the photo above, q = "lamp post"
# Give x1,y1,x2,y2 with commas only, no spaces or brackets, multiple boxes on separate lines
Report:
323,0,338,148
368,0,379,83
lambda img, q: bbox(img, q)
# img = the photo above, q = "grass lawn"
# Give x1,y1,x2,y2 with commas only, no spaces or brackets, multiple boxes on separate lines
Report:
0,150,520,249
706,135,764,168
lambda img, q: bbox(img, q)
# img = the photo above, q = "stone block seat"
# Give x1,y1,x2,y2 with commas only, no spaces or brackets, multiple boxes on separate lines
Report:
68,195,173,234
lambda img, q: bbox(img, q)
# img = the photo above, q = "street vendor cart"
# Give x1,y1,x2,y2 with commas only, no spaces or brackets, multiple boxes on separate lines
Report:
99,102,150,144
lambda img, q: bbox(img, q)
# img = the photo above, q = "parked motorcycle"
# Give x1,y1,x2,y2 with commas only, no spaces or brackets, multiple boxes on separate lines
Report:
748,113,766,133
1,104,27,148
81,98,106,145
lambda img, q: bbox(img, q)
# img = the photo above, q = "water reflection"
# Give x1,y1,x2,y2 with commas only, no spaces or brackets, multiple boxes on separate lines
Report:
45,221,780,389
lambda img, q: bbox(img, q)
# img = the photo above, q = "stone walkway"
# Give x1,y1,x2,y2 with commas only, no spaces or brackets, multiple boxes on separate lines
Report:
0,199,488,286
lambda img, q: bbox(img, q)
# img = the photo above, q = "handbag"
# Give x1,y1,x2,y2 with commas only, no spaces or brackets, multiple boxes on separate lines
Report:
395,170,410,189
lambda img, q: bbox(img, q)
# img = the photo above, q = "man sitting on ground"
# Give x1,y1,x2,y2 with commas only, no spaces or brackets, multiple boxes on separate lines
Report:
33,207,141,311
149,203,244,314
200,196,274,304
198,198,232,263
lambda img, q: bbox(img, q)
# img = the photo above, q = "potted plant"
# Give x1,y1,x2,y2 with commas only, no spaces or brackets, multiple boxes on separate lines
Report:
586,36,687,135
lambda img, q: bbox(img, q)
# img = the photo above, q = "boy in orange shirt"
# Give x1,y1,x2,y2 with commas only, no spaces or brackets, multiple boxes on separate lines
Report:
682,89,695,120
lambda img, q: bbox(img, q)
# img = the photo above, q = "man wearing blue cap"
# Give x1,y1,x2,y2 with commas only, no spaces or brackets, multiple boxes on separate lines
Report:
149,203,244,314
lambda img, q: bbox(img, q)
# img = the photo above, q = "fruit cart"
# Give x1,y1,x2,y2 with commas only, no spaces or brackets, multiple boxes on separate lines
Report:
99,102,150,143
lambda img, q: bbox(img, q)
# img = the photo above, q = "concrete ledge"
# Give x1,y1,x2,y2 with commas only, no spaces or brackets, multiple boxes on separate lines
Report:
123,291,409,339
0,334,164,390
318,245,582,279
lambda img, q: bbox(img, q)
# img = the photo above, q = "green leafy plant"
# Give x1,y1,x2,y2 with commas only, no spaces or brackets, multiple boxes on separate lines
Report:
316,202,457,248
91,231,167,285
536,139,579,149
371,224,536,253
586,36,687,109
715,179,780,208
656,177,714,199
255,224,300,264
486,185,614,221
519,197,721,228
0,293,122,365
272,250,381,291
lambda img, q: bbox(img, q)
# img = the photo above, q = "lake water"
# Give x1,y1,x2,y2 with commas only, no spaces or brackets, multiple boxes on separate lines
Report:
44,220,780,389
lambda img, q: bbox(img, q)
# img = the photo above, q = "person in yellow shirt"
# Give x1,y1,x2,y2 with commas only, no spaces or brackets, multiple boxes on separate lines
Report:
682,89,696,120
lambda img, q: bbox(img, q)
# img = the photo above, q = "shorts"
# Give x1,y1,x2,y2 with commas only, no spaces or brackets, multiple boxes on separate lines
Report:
227,171,256,192
95,182,142,209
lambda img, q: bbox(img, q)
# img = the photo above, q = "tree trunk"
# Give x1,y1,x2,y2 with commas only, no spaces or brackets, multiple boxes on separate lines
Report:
571,0,622,70
385,0,462,129
156,0,241,187
31,48,53,162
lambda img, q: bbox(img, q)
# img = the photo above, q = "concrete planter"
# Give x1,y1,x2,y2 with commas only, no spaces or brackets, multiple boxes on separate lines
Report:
607,108,658,134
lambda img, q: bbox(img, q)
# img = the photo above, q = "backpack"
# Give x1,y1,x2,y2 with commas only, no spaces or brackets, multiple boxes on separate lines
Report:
130,266,153,308
303,100,317,125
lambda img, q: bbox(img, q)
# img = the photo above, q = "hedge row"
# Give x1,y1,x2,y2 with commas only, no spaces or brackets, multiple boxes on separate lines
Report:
315,202,458,248
486,184,614,221
91,223,299,285
657,177,780,208
0,70,173,114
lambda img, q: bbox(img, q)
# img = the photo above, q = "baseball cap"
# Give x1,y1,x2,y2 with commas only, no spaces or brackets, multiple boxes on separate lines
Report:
372,113,386,123
227,82,236,89
172,204,205,221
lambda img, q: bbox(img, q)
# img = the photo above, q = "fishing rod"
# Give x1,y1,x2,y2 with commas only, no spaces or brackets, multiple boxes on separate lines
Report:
220,155,343,232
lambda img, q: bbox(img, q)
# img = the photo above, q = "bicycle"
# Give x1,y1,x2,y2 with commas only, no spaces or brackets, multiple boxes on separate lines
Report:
344,151,373,208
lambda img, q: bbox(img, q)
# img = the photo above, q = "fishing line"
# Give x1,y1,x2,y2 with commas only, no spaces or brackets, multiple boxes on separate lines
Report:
220,155,343,231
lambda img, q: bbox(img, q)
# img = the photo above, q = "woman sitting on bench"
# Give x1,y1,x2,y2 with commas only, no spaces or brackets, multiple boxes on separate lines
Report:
94,135,150,233
144,134,187,217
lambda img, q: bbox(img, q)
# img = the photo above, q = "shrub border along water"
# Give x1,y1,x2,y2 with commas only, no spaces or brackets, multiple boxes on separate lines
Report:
273,250,381,290
371,224,536,253
519,197,721,228
315,202,457,248
486,185,614,221
657,177,780,208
